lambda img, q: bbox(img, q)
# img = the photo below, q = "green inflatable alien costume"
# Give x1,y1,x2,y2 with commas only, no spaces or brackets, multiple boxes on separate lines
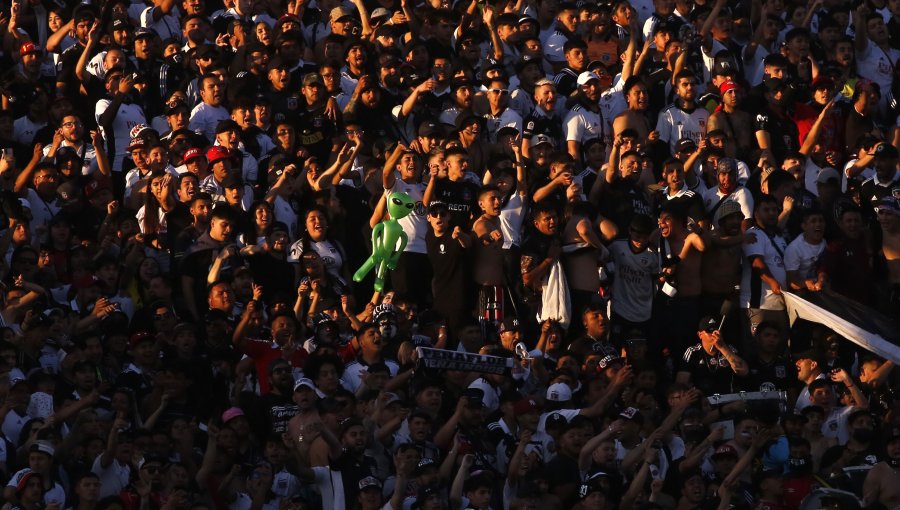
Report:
353,192,415,292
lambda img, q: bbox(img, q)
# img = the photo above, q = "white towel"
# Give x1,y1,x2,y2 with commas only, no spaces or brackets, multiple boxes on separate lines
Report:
537,260,571,328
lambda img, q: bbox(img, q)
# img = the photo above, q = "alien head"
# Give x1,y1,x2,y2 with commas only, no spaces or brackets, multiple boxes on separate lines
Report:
387,192,415,219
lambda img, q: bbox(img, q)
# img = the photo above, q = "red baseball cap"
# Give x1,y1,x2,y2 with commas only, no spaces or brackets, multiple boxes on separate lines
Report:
206,146,231,165
183,147,202,163
19,42,42,57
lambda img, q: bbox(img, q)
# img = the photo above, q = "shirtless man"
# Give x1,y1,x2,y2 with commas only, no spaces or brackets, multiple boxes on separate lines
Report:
877,196,900,316
863,432,900,509
612,77,651,142
473,185,508,337
706,81,754,158
656,206,705,352
699,201,748,319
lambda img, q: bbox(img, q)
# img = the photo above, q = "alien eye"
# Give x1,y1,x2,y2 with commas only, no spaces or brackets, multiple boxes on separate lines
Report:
406,203,413,208
391,198,402,205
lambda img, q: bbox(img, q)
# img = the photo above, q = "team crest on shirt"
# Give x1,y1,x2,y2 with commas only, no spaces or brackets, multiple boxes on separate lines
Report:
287,97,298,110
775,366,786,378
439,244,446,254
313,117,323,128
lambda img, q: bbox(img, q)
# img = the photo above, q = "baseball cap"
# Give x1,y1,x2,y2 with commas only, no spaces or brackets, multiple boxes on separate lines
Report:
302,73,324,87
546,382,573,402
206,146,231,165
183,147,203,163
513,398,540,415
576,71,601,86
675,137,697,153
876,196,900,216
698,315,719,333
293,378,316,392
19,42,42,57
111,17,129,31
129,330,155,348
126,137,147,152
815,167,840,184
371,7,392,20
221,406,245,423
716,157,738,174
29,441,54,458
597,354,623,370
618,406,644,423
499,316,520,333
57,180,81,206
330,6,354,21
714,200,743,224
418,121,439,138
874,143,899,159
134,27,154,40
531,134,554,148
711,59,734,76
358,476,382,491
373,303,397,322
516,53,541,72
164,98,188,115
83,180,110,199
712,444,738,459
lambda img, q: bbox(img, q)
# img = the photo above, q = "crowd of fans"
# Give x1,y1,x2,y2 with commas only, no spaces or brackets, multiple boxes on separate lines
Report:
0,0,900,508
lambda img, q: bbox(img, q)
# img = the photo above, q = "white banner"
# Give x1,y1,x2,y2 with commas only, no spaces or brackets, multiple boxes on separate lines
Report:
783,291,900,364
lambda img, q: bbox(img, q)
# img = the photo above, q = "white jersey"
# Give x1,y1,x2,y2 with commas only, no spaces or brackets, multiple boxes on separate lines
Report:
563,104,604,146
609,239,659,322
482,108,523,143
499,192,526,249
388,178,428,254
740,226,788,310
656,103,709,153
703,186,754,220
856,40,900,99
95,99,146,172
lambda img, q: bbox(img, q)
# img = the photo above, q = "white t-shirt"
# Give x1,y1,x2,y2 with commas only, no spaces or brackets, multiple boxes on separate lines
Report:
563,104,604,146
609,239,659,322
12,116,45,146
387,180,428,254
784,235,825,281
341,359,400,392
740,226,788,310
703,186,754,220
189,102,230,142
91,454,131,498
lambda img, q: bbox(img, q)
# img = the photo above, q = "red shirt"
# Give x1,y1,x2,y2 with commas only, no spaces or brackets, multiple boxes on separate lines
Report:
242,339,308,394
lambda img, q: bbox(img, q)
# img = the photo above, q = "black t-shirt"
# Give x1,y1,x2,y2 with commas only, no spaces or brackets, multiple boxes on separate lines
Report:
652,187,707,225
425,229,470,312
431,178,480,227
295,105,337,163
256,392,298,437
599,179,653,236
678,342,742,395
754,106,800,163
545,453,582,507
741,355,796,392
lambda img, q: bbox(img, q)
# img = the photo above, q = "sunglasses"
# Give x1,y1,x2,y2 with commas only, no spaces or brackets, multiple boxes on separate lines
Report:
429,211,448,218
488,88,509,95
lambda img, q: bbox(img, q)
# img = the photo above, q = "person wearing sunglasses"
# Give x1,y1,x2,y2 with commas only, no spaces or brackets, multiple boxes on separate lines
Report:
482,78,522,145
